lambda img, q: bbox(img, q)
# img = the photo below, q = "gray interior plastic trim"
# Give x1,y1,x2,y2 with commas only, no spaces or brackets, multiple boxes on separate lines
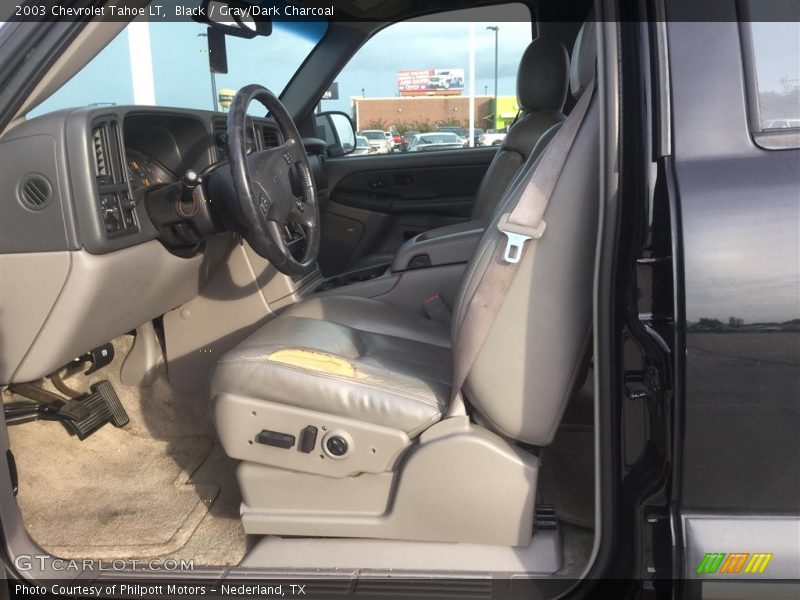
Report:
0,251,70,384
238,528,562,574
391,224,485,272
4,239,223,383
316,263,466,317
214,394,410,478
237,417,539,547
0,134,72,253
119,320,162,387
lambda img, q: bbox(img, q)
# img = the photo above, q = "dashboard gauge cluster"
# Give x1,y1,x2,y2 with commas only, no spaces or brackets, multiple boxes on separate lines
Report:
126,148,176,190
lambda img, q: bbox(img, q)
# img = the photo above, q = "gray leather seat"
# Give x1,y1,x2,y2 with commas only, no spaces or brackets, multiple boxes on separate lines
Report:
212,22,597,447
349,36,569,271
212,296,451,438
211,22,597,545
470,35,569,221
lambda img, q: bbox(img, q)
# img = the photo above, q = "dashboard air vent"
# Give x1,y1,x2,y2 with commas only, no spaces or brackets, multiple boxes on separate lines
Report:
262,127,280,149
19,175,52,210
92,121,124,184
92,126,108,179
214,120,228,162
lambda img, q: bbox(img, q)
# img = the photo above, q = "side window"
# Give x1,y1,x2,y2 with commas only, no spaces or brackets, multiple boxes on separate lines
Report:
746,21,800,133
325,4,532,155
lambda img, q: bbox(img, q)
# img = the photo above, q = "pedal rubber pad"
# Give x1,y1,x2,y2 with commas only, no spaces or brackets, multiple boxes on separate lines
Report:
58,380,129,440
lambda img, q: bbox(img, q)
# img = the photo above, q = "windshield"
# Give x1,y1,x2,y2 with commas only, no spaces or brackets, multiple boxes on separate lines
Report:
28,19,327,118
360,131,384,139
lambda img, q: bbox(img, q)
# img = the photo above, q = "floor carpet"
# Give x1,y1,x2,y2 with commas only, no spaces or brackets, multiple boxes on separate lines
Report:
6,334,246,564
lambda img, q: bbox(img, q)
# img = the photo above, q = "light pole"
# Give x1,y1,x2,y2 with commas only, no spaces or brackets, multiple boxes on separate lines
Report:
198,33,217,111
486,26,499,129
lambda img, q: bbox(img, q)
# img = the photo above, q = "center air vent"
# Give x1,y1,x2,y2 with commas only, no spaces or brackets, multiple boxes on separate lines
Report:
92,126,108,178
262,127,280,149
19,175,52,210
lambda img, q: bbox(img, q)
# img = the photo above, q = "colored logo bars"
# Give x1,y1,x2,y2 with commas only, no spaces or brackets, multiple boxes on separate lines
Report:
696,552,773,575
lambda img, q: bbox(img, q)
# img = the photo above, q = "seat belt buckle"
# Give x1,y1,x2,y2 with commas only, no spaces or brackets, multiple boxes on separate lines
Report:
497,213,546,264
422,293,452,326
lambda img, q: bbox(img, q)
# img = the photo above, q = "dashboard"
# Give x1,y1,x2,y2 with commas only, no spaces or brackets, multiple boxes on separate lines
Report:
0,105,329,384
126,148,175,190
0,105,328,256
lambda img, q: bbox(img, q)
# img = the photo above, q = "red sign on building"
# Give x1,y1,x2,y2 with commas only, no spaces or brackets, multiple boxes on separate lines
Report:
397,69,464,96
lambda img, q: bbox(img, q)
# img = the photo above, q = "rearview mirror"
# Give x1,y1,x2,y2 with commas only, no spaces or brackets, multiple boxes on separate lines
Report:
315,111,356,157
194,0,272,39
206,28,228,74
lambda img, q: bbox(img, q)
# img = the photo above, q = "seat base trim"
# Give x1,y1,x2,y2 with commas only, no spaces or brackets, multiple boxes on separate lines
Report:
238,418,539,547
214,393,410,478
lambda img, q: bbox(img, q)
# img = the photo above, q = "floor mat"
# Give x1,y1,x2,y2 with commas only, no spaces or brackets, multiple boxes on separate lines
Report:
10,422,217,559
538,426,594,530
6,334,246,564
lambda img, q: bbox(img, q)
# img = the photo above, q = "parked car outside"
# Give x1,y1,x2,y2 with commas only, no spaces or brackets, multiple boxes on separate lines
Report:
479,128,507,146
407,132,464,152
383,131,396,150
436,127,468,147
388,126,403,148
401,130,419,152
350,135,376,156
472,127,484,147
358,129,392,154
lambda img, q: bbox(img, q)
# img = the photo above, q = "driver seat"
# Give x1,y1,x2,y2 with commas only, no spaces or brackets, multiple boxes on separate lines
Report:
211,22,598,547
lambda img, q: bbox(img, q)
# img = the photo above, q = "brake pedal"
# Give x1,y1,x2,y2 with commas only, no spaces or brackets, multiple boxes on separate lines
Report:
5,380,129,440
59,381,129,439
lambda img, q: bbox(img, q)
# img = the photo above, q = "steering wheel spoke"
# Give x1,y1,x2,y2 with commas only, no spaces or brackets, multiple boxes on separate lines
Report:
225,84,320,276
289,197,315,229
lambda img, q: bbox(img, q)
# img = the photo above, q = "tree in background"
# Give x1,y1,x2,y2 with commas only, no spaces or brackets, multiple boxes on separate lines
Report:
363,119,388,131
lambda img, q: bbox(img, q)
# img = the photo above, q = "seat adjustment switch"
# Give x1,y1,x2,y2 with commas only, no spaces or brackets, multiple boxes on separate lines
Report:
256,430,295,449
326,435,348,457
299,426,318,453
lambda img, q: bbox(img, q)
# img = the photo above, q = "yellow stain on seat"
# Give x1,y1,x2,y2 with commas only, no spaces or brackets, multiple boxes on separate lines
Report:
268,349,362,378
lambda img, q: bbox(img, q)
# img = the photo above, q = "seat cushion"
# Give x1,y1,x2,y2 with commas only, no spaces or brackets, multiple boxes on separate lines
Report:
211,296,452,438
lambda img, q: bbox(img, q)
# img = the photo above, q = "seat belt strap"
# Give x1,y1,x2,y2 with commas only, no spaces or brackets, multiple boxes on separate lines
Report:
447,80,595,416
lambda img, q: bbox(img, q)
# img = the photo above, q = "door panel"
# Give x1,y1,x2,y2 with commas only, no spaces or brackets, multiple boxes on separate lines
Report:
319,147,496,275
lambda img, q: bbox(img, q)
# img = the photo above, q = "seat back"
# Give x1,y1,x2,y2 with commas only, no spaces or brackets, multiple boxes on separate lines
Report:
452,22,598,446
470,36,569,222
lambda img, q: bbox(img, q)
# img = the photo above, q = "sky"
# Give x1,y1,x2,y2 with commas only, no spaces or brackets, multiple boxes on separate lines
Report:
750,21,800,93
27,12,800,122
29,5,533,117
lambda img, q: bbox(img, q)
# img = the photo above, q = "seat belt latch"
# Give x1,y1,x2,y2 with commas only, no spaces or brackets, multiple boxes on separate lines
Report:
497,213,546,264
422,293,452,326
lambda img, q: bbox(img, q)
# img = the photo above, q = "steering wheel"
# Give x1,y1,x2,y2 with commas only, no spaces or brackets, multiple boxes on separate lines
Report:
227,84,319,276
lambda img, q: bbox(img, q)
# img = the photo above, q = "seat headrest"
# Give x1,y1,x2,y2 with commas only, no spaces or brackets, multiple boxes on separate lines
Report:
570,21,597,100
516,37,569,112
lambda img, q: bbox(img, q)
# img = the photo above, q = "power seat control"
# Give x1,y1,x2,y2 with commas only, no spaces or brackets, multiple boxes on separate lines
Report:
256,430,295,449
299,425,318,453
325,435,348,457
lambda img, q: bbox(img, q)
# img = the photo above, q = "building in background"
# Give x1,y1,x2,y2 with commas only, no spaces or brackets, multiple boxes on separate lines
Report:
352,95,518,134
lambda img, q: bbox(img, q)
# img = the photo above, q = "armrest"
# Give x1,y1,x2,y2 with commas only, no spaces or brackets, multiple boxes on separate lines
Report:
391,220,485,272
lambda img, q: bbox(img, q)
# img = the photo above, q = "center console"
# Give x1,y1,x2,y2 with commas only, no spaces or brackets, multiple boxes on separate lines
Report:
307,220,486,316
